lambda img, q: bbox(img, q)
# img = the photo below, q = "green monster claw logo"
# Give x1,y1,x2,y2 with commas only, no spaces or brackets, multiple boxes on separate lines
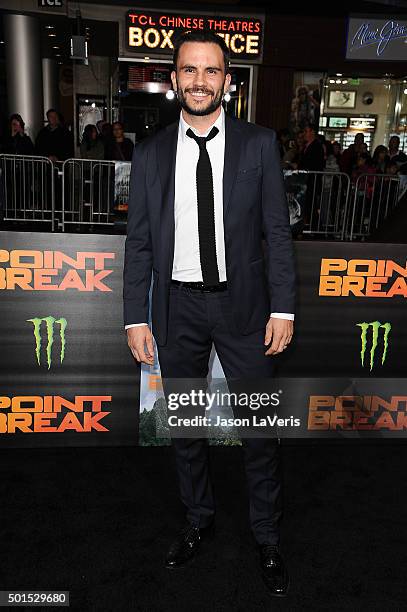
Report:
26,316,67,369
356,321,391,371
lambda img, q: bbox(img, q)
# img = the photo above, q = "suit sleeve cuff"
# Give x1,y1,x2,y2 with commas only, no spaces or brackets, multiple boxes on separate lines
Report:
125,323,148,329
269,313,295,321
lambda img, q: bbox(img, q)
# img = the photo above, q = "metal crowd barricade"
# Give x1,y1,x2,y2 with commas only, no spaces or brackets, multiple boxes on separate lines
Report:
348,173,400,240
61,158,117,231
284,170,351,239
0,154,55,230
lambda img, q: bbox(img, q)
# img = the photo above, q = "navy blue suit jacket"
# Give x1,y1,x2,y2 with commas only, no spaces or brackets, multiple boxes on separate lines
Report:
123,114,296,346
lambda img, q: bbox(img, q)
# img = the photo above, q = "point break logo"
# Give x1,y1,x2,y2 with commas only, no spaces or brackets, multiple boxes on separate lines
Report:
0,249,115,291
319,258,407,297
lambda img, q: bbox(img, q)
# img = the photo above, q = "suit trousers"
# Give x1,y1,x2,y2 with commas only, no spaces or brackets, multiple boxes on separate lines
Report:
156,283,283,546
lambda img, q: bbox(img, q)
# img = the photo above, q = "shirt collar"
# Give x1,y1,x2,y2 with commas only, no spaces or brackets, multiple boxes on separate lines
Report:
179,106,225,143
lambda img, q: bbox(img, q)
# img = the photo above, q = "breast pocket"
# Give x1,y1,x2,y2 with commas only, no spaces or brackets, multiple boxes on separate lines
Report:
235,165,262,183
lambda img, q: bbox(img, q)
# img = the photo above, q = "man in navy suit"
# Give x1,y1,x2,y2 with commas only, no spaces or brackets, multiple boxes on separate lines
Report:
123,29,295,597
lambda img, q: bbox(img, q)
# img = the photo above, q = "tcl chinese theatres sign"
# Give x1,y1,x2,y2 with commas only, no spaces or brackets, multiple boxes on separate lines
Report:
126,11,263,61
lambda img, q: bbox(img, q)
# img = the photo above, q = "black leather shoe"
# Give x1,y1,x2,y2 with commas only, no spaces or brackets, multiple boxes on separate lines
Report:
259,544,290,597
165,522,214,569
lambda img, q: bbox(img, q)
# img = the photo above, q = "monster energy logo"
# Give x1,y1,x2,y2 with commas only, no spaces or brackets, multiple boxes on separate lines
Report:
356,321,391,371
27,316,67,369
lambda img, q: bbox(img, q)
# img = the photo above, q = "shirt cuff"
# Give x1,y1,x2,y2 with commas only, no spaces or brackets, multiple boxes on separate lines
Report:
125,323,148,329
270,313,295,321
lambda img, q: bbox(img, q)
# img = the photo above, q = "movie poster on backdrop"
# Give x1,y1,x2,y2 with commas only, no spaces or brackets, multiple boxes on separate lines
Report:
0,232,139,448
290,72,324,133
138,279,238,445
114,161,132,213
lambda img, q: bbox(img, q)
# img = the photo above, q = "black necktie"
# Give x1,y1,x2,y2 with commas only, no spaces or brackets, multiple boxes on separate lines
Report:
186,126,220,286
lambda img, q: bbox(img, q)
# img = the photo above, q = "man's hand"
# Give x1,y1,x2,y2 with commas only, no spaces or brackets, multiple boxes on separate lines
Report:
127,325,154,365
264,318,294,355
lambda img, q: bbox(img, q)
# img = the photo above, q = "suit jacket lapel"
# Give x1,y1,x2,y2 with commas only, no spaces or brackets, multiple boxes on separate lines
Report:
158,121,178,279
223,114,242,218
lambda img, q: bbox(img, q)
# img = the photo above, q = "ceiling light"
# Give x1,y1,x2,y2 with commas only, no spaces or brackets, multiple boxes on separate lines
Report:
48,33,57,37
45,25,54,29
336,73,342,77
329,79,335,84
342,80,348,84
52,45,59,49
336,79,341,84
166,89,175,100
404,88,407,95
91,102,96,108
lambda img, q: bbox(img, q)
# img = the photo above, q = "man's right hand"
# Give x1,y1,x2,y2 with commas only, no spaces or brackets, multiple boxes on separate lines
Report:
127,325,154,365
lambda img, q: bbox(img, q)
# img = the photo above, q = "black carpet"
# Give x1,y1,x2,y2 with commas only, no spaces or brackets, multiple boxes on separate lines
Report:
1,442,407,611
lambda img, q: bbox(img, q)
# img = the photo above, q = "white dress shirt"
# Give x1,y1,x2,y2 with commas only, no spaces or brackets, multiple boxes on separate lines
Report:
125,108,294,329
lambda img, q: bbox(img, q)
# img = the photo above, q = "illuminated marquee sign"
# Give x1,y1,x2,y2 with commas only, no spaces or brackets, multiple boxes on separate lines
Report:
346,16,407,61
126,11,263,61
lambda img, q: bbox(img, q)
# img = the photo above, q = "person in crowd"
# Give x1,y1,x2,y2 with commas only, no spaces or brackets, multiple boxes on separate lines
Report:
290,85,319,131
319,141,340,226
105,121,134,161
298,124,325,171
3,114,34,155
35,108,74,162
324,141,340,173
96,119,106,136
80,124,105,160
298,124,324,226
277,128,291,159
388,135,407,166
339,133,365,176
282,130,304,169
372,145,389,174
332,141,342,165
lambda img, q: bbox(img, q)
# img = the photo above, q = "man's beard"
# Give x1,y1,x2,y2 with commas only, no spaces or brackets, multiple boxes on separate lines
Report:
176,79,225,116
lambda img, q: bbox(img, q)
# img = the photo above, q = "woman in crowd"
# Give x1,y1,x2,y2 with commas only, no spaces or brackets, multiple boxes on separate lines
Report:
105,121,134,161
80,124,105,160
372,145,389,174
3,114,35,155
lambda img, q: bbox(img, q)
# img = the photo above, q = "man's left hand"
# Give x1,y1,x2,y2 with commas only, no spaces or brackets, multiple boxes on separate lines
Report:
264,318,294,355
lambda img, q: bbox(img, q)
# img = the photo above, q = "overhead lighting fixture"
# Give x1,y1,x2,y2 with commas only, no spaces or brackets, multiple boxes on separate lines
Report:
404,88,407,95
166,89,175,100
52,45,60,49
336,73,342,77
0,40,4,44
45,25,54,30
48,33,57,37
329,79,335,84
224,92,231,102
342,80,348,84
91,102,96,108
144,56,150,60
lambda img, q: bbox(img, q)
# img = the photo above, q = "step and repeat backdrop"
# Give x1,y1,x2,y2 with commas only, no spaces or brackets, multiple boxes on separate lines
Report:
1,231,407,447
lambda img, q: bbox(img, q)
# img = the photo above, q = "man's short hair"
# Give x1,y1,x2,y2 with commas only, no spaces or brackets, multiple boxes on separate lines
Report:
173,29,230,73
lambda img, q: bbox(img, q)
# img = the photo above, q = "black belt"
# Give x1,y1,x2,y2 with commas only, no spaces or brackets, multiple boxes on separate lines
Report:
171,279,228,293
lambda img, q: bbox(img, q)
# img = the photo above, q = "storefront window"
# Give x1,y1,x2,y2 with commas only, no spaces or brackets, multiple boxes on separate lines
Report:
319,75,407,153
